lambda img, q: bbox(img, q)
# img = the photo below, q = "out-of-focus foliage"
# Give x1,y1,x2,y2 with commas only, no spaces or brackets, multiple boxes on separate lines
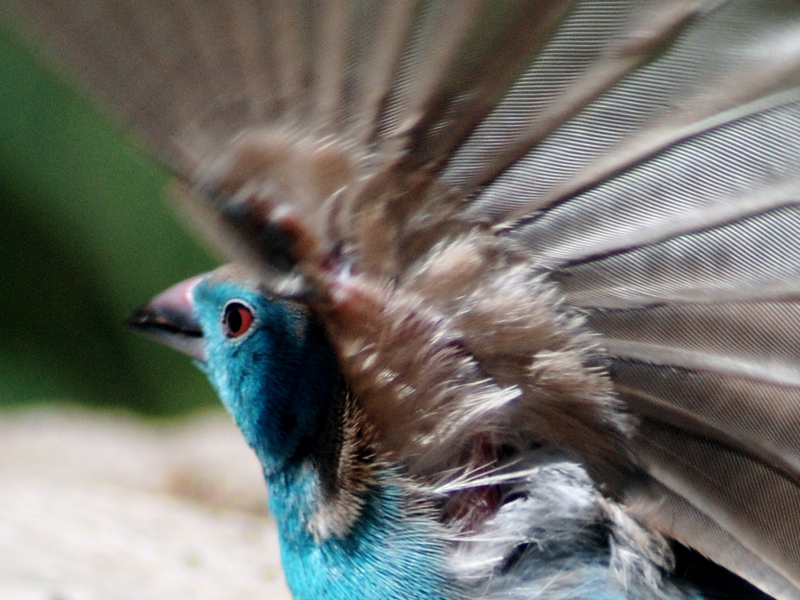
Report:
0,24,219,414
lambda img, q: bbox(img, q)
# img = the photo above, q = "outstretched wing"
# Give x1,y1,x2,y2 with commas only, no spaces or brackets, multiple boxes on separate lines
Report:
8,1,800,598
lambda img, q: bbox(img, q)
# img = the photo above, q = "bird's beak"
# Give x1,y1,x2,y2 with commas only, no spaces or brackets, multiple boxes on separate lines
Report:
125,275,208,362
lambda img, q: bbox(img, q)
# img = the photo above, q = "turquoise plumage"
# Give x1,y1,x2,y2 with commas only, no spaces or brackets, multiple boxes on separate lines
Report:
8,1,800,598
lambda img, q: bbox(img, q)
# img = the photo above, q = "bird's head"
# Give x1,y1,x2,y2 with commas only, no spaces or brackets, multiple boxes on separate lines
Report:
126,265,340,475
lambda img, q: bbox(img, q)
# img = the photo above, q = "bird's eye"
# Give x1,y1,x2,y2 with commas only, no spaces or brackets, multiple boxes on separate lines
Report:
223,301,254,338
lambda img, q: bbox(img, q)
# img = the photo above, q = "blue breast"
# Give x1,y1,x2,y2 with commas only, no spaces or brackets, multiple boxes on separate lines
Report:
267,462,455,600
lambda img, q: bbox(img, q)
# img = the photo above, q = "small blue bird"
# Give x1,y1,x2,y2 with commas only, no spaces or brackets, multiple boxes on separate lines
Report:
127,265,777,600
10,0,800,598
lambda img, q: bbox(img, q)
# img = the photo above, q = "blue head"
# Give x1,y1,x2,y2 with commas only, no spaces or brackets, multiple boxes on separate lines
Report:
126,266,341,475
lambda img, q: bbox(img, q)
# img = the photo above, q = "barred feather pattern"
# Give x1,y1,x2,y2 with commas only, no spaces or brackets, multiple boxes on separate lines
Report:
7,0,800,598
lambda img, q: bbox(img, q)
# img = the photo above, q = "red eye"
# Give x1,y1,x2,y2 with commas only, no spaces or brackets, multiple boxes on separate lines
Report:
223,302,254,338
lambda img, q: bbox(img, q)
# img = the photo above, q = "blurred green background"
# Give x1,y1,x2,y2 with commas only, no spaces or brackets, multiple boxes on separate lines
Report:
0,23,220,415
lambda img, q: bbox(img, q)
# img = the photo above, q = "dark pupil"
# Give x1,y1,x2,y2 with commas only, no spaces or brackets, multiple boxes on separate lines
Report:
227,308,243,333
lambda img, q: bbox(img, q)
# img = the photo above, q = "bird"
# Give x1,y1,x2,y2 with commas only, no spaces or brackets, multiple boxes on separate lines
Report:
7,0,800,598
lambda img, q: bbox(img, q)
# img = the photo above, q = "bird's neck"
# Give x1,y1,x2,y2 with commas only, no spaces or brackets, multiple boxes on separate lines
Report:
264,392,457,600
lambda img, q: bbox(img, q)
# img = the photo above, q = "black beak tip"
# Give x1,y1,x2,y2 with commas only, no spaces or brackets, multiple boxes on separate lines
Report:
124,306,153,331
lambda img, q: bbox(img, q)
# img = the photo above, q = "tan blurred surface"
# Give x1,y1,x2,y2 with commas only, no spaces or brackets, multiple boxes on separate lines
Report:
0,407,292,600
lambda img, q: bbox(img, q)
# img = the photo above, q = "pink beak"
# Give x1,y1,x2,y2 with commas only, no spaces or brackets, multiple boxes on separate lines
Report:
125,275,208,362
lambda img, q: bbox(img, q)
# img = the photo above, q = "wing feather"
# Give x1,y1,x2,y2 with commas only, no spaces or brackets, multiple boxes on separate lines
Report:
634,420,800,593
462,0,800,222
557,205,800,308
629,480,800,600
507,90,800,267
